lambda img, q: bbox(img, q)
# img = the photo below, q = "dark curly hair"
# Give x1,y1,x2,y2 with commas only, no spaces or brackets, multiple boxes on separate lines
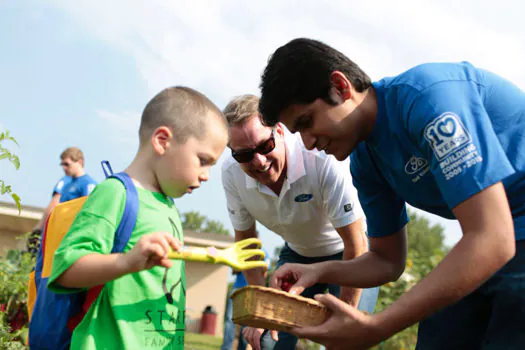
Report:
259,38,372,126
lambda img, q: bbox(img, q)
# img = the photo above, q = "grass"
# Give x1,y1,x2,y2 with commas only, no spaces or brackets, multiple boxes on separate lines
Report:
185,332,222,350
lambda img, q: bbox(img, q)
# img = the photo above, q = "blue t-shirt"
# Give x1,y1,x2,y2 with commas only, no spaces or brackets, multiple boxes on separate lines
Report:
52,176,72,196
233,272,248,289
351,62,525,240
59,174,98,203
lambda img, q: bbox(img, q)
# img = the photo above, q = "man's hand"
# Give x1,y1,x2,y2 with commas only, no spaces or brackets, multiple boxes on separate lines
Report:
270,262,322,295
120,232,182,273
242,327,278,350
290,294,383,350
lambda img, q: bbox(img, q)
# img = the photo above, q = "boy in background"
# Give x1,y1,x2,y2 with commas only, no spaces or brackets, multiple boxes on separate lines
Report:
28,147,97,255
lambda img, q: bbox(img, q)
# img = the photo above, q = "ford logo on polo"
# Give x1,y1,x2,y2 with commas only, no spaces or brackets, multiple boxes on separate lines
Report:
404,156,428,175
294,194,313,202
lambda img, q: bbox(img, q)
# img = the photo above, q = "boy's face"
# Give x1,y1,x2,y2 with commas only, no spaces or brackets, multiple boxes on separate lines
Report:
279,89,362,161
156,116,228,198
60,157,83,177
229,116,286,187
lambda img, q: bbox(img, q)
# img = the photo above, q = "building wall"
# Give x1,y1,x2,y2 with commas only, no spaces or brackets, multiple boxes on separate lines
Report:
0,206,38,255
0,229,27,253
185,259,230,337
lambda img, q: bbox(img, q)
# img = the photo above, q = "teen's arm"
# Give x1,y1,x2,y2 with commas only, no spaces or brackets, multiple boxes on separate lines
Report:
371,182,515,337
311,227,407,288
273,226,406,296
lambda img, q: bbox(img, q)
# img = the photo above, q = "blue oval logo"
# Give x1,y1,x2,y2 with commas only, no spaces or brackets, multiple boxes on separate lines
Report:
294,194,313,202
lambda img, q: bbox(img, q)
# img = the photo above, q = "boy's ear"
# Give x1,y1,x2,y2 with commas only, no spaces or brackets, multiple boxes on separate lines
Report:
151,126,173,155
329,71,353,102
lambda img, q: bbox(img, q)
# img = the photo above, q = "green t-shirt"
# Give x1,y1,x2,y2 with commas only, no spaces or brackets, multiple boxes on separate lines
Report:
48,178,186,349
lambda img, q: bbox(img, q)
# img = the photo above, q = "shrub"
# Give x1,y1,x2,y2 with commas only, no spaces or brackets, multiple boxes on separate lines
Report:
0,248,34,348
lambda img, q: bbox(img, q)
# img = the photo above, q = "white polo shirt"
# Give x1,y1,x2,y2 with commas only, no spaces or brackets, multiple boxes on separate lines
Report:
221,128,364,257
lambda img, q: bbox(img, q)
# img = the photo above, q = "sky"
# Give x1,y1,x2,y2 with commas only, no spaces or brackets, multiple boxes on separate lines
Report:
1,0,524,259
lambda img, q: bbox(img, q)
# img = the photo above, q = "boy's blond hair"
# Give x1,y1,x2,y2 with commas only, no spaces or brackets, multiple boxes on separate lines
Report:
223,94,260,126
60,147,84,164
139,86,226,144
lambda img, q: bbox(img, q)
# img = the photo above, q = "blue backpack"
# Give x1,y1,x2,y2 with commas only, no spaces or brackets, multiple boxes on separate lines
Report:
28,162,139,349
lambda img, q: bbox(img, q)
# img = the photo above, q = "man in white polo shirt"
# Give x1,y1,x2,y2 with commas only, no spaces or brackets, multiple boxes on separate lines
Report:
221,94,379,350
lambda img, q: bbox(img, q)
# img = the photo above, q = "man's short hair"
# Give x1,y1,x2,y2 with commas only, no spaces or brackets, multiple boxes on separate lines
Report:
223,94,260,127
139,86,225,144
60,147,84,163
259,38,372,126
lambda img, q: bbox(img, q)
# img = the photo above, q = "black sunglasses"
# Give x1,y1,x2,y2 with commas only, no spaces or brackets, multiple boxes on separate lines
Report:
231,131,276,163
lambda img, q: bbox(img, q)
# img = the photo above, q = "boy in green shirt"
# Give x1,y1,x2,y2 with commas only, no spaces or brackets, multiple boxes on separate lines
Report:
47,86,228,349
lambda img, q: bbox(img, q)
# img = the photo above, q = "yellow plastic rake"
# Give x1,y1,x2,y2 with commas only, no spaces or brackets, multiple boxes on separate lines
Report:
168,238,268,271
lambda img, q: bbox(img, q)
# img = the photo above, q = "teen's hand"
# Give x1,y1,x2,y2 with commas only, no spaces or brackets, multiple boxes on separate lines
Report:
270,263,321,296
242,327,278,350
121,232,182,273
290,293,384,350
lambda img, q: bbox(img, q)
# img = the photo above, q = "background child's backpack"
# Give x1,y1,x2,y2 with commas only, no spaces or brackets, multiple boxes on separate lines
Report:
27,163,139,350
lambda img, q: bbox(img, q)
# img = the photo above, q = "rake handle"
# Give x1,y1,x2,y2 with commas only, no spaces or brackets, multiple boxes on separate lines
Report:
168,247,218,263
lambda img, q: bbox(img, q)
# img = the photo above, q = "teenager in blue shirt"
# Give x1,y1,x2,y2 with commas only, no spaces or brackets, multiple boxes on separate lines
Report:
57,147,97,203
258,38,525,349
29,147,97,255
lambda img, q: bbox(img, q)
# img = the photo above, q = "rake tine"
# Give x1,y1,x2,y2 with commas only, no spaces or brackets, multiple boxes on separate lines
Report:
238,250,266,260
236,238,262,249
242,261,270,270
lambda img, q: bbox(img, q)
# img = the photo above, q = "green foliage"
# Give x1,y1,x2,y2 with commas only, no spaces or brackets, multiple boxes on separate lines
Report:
0,249,34,306
296,338,322,350
203,220,230,236
406,212,448,257
0,316,27,350
0,130,21,212
182,332,321,350
372,210,448,350
184,332,222,349
182,211,206,231
0,247,34,349
182,211,231,236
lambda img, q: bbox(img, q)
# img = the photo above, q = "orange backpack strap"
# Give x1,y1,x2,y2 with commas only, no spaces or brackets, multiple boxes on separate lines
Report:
28,169,139,349
41,197,88,278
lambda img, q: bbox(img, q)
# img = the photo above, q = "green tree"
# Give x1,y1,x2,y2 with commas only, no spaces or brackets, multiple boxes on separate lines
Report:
0,130,21,212
203,219,230,236
181,211,231,236
406,212,447,257
181,211,206,231
373,210,448,350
